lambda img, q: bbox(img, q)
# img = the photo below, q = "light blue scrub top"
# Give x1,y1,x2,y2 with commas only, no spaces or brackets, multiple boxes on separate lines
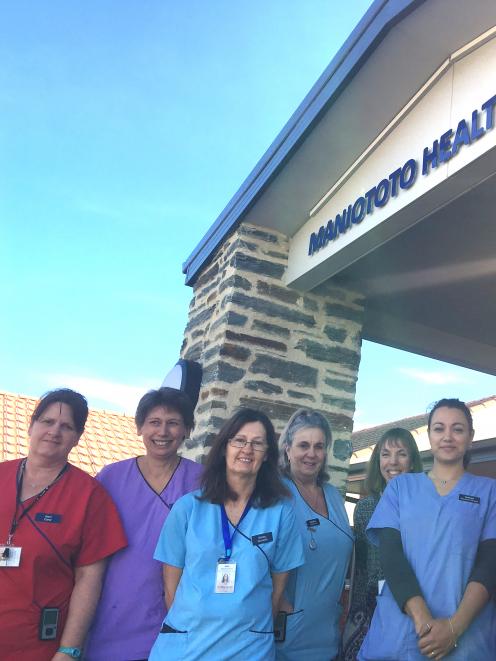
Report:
149,490,304,661
359,472,496,661
276,479,353,661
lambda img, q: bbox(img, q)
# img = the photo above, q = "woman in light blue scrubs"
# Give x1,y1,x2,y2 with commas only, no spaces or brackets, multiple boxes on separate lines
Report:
149,409,304,661
359,398,496,661
276,409,354,661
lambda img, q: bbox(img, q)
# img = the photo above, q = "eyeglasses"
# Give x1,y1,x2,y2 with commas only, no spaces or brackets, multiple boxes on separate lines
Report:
229,437,268,452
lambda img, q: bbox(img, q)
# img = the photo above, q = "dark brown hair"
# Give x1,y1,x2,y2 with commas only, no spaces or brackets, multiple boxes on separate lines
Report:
199,408,290,508
31,388,88,436
365,427,423,496
428,398,473,468
135,387,194,431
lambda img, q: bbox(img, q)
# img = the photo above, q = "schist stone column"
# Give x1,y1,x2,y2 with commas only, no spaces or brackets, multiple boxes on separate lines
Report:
180,222,364,490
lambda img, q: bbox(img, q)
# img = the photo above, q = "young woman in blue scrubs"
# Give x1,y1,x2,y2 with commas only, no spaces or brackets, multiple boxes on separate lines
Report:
149,409,304,661
360,398,496,660
276,409,354,661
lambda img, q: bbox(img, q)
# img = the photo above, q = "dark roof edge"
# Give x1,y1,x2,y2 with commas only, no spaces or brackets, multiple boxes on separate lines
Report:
353,395,496,438
182,0,427,285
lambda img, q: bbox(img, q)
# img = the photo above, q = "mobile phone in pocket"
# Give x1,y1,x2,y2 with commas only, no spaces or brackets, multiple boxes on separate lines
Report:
274,611,287,642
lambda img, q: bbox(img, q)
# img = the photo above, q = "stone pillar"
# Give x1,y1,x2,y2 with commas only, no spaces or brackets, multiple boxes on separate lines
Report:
180,223,364,490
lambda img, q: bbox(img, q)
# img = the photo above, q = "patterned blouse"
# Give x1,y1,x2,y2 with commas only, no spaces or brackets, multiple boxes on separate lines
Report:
341,494,384,661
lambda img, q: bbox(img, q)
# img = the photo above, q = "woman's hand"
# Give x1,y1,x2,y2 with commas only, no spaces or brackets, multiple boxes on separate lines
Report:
417,618,457,660
405,595,433,637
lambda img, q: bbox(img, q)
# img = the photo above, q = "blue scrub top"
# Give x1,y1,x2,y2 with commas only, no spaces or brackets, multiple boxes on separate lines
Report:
149,490,304,661
276,479,353,661
359,472,496,661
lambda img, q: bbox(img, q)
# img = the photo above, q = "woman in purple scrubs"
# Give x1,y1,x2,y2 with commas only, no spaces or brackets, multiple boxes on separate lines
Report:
85,387,203,661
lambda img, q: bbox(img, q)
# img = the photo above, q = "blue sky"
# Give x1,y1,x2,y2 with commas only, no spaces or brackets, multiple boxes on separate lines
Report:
2,0,495,428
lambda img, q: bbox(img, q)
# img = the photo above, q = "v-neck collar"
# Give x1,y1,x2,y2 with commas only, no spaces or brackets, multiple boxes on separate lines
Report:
422,470,468,499
291,479,329,520
135,456,182,508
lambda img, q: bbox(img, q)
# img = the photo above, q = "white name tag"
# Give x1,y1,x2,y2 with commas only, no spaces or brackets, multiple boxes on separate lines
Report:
0,546,22,567
215,562,236,593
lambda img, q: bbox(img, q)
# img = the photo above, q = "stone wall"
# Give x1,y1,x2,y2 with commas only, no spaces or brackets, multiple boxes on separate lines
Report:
180,222,364,490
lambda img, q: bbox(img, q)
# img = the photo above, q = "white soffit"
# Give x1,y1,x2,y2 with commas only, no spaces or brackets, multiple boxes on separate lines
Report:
285,28,496,290
242,0,496,238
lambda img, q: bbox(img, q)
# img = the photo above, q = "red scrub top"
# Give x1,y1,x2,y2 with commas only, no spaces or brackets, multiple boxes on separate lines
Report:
0,458,127,661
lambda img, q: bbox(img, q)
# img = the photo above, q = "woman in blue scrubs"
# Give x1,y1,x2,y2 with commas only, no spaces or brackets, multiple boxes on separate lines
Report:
276,408,354,661
149,409,304,661
360,398,496,660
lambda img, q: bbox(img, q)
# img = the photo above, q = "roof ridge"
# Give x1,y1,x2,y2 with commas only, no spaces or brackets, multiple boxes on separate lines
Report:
0,390,135,419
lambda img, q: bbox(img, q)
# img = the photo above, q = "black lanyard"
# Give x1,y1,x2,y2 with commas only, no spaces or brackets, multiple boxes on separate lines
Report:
6,459,68,545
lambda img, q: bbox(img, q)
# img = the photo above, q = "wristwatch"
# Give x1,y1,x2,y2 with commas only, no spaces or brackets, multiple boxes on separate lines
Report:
57,647,82,658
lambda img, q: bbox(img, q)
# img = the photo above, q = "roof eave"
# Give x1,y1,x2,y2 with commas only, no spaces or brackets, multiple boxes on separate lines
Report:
182,0,427,285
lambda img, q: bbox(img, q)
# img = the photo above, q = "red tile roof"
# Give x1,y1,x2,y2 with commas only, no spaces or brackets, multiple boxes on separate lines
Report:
0,391,142,475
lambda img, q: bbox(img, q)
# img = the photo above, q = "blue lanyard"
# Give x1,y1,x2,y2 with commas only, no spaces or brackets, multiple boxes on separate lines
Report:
220,499,252,561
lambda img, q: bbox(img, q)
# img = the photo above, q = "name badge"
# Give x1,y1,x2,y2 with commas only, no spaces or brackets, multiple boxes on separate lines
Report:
35,513,62,523
251,532,273,546
306,518,320,529
0,546,22,567
459,494,480,504
215,562,236,593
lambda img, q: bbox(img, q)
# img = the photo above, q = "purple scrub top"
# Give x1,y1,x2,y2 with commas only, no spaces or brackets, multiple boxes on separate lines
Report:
85,456,203,661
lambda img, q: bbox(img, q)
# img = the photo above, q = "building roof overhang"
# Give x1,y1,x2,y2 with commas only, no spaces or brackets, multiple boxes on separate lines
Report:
182,0,496,285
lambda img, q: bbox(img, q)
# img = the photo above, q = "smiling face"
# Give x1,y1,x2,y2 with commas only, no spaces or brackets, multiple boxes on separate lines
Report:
428,406,474,467
225,421,268,479
286,426,327,484
379,439,412,483
28,402,81,465
138,406,189,462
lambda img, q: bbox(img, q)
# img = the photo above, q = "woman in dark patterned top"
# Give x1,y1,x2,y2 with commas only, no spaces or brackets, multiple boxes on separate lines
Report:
341,428,422,660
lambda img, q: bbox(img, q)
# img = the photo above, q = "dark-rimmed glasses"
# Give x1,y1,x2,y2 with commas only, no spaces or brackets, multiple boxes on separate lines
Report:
229,437,267,452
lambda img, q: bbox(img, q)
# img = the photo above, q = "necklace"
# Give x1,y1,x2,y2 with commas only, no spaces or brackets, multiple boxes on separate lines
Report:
429,471,462,486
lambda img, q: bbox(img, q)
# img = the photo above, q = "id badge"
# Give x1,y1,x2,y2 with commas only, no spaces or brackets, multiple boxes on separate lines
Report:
0,545,22,567
215,562,236,593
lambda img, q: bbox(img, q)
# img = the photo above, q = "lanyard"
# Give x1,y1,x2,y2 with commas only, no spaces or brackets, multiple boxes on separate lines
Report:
220,499,252,561
6,459,68,545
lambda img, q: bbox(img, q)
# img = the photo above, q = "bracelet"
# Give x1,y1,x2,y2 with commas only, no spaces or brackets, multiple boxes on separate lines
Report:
448,618,458,648
57,647,82,659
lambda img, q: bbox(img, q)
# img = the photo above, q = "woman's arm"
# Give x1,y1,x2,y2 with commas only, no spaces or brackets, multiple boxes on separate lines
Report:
411,539,495,660
271,571,289,616
450,581,490,638
415,583,490,660
163,563,183,610
50,559,107,661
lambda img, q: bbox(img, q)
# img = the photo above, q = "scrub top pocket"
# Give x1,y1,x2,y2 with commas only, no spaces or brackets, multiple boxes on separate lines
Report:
276,609,304,654
359,594,414,660
448,501,483,558
246,628,276,661
149,628,188,661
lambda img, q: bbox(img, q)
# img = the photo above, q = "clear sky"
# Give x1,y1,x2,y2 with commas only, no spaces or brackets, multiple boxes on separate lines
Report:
2,0,495,429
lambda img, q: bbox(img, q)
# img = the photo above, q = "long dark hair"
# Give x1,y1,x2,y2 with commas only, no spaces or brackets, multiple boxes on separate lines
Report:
427,398,473,468
365,427,423,496
199,408,290,508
